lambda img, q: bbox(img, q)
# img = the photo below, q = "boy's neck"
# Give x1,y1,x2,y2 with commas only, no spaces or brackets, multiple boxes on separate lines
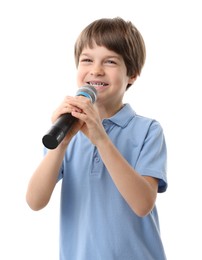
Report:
95,103,124,120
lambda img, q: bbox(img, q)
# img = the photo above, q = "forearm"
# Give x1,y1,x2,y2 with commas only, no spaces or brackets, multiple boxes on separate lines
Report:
26,146,66,211
96,136,158,217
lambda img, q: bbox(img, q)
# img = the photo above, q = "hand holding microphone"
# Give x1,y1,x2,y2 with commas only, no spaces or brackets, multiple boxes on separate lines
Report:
42,85,97,149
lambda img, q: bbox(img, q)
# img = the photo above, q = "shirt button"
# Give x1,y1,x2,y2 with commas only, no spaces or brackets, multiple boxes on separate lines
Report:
95,156,100,162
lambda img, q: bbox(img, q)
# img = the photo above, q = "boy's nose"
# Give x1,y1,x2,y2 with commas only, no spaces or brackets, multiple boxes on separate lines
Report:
90,64,104,76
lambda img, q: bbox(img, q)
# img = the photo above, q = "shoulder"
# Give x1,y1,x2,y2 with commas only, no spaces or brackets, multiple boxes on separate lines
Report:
135,114,164,135
127,107,164,139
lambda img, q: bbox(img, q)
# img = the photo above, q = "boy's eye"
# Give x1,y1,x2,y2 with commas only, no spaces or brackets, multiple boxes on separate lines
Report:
106,60,117,64
80,58,92,63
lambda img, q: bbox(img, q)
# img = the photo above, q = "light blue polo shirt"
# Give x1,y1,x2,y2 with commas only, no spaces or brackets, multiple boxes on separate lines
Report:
56,103,167,260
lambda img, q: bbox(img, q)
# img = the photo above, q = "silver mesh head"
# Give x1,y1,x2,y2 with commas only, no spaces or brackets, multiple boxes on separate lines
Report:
76,85,97,103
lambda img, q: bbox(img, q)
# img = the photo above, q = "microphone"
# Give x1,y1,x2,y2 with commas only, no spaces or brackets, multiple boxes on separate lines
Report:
42,85,97,149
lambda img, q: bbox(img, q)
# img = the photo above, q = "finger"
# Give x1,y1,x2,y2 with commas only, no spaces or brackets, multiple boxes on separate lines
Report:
68,96,92,108
71,110,87,121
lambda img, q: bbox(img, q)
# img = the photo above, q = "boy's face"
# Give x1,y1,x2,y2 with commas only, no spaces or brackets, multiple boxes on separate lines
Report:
76,43,136,109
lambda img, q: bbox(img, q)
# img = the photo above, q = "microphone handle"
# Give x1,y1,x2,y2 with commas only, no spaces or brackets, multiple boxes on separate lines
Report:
42,85,97,150
42,113,78,149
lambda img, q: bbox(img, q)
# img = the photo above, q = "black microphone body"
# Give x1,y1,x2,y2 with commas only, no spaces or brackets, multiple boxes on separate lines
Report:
42,85,97,149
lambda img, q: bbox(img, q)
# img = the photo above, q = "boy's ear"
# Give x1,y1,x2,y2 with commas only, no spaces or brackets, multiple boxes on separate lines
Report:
128,74,137,85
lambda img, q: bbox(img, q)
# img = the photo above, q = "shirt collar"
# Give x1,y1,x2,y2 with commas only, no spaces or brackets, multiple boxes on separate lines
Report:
102,103,136,128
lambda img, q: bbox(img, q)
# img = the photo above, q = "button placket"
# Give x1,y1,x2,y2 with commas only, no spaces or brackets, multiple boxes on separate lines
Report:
90,120,112,176
91,147,102,175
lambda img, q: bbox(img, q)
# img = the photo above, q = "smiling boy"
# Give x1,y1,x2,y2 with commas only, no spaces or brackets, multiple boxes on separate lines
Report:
26,17,167,260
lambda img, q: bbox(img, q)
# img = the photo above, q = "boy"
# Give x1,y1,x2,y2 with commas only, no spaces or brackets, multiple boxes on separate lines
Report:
26,17,167,259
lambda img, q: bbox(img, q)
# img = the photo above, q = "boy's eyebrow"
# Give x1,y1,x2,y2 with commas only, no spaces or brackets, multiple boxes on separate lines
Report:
80,52,121,60
79,53,90,57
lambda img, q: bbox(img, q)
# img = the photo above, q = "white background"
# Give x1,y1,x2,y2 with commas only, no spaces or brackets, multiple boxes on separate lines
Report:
0,0,202,259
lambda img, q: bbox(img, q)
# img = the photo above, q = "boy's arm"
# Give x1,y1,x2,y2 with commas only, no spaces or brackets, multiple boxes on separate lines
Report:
26,96,85,211
70,99,159,217
26,145,66,211
96,135,158,217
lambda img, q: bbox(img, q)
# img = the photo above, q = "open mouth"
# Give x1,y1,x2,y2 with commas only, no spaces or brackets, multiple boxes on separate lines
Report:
87,81,109,90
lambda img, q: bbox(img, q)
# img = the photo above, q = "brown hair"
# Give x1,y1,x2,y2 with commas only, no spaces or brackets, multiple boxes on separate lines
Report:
74,17,146,90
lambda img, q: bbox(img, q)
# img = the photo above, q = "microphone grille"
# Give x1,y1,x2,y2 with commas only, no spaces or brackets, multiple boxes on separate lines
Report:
76,85,97,103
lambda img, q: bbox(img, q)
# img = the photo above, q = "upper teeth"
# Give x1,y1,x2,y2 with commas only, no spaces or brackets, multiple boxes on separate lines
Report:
89,82,105,86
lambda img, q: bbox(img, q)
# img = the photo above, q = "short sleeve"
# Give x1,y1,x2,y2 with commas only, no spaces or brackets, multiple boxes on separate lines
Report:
135,121,168,193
